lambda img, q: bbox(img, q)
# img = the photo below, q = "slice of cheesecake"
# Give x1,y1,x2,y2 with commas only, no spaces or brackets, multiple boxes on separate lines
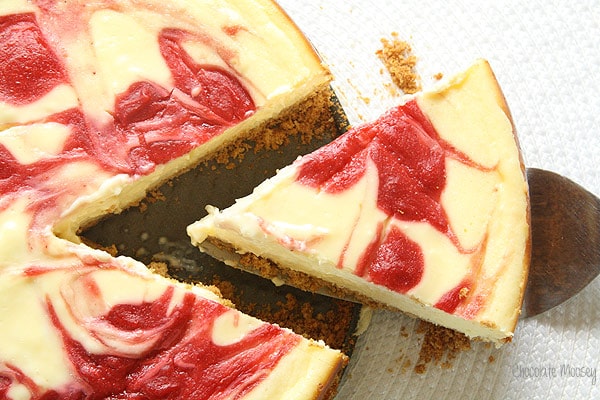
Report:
188,59,531,344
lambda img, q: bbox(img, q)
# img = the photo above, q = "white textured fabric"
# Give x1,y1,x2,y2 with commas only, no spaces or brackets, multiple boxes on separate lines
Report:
276,2,600,399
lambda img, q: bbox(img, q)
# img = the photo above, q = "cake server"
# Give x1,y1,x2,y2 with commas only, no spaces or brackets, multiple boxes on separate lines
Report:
520,167,600,318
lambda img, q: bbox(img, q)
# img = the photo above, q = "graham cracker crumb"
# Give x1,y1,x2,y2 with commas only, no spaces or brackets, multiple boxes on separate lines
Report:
414,321,471,374
383,82,400,97
400,325,409,338
414,363,427,374
148,261,169,276
376,32,421,94
138,188,167,213
401,358,412,374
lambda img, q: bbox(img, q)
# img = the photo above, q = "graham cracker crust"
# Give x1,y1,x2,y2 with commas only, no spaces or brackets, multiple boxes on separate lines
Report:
203,85,339,167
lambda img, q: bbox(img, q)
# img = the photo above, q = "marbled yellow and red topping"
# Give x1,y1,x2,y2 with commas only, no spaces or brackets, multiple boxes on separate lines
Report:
1,10,255,189
294,99,494,314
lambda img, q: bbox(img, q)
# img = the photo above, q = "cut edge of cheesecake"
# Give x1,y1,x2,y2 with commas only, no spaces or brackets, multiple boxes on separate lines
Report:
188,59,531,345
52,0,334,244
53,83,333,243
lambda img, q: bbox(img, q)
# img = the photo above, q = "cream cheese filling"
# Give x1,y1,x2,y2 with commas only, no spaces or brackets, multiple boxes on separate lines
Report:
0,85,79,127
0,123,72,165
90,9,174,97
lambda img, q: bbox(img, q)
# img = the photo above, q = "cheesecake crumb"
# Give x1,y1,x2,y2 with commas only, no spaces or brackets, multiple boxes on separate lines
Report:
376,32,420,94
148,261,169,276
400,325,409,338
147,188,166,203
137,188,167,213
401,358,412,374
414,363,427,374
414,321,471,373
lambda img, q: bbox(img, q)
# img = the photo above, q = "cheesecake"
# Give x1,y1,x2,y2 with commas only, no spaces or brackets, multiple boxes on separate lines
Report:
0,0,346,398
188,59,531,344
